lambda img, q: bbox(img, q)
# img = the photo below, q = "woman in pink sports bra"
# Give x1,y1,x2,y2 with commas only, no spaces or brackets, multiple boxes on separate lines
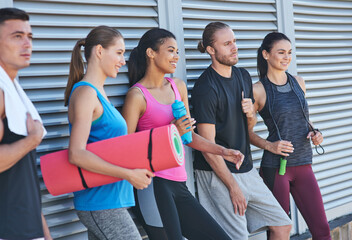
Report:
122,28,244,240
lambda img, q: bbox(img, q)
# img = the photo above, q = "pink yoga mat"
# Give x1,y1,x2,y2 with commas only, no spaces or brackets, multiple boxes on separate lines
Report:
41,124,184,196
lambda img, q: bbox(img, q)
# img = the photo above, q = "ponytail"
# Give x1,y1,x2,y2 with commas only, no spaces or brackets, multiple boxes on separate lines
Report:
64,39,85,106
197,40,206,53
257,46,268,80
128,46,146,87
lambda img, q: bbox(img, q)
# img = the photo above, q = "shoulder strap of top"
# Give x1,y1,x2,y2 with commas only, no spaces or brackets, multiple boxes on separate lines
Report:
132,83,151,100
259,76,274,116
259,75,267,85
69,81,105,105
287,73,305,96
165,77,182,101
259,77,270,95
71,81,98,92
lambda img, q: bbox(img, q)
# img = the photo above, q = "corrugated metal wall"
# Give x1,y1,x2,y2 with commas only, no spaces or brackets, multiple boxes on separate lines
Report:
292,0,352,228
7,0,352,238
13,0,158,239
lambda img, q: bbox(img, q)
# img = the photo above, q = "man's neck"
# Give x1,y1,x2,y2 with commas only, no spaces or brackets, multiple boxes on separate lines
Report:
0,64,17,82
210,62,232,78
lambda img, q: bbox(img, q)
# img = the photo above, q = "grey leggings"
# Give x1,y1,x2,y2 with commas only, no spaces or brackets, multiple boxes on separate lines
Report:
76,208,141,240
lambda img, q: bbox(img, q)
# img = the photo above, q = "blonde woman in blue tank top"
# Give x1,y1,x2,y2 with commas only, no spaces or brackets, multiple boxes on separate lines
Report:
63,26,154,240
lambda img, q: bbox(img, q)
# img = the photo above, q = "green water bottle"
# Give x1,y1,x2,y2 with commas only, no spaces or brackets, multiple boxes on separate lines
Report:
279,158,287,175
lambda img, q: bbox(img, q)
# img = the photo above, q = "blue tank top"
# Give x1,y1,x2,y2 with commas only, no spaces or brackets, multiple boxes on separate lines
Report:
259,73,312,167
68,81,134,211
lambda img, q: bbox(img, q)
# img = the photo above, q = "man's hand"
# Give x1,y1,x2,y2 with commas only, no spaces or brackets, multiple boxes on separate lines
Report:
229,183,247,216
222,148,244,170
26,113,43,149
241,91,255,118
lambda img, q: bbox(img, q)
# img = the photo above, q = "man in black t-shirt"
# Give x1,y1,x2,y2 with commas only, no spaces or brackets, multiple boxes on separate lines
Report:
193,65,254,174
0,8,51,239
191,22,292,239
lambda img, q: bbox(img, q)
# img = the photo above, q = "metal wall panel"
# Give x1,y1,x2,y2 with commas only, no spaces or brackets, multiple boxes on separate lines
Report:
292,0,352,218
7,0,352,238
13,0,158,239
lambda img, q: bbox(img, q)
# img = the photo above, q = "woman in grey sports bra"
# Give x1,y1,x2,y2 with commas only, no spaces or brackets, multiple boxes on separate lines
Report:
249,32,331,240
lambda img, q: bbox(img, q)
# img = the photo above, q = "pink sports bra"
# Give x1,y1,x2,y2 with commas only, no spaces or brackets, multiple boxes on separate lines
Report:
133,77,187,182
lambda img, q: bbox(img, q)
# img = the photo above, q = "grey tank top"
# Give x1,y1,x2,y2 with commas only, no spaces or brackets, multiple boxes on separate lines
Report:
259,73,312,167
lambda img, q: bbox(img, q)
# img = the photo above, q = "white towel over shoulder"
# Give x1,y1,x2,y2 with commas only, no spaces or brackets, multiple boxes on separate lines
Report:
0,66,47,138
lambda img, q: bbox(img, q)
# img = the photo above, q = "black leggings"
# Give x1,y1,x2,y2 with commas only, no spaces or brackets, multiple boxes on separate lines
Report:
132,188,168,240
133,177,231,240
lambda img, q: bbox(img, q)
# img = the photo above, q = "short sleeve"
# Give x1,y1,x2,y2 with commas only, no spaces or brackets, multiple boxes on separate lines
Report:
191,81,218,125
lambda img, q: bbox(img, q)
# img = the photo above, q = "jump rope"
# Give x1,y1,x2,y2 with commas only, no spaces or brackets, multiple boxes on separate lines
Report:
237,68,324,175
263,73,325,175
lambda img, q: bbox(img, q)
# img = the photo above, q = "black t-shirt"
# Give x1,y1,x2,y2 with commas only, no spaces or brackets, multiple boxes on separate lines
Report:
191,66,254,173
0,118,43,239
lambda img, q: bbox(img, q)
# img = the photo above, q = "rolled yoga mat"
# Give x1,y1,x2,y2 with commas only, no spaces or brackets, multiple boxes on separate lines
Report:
41,124,184,196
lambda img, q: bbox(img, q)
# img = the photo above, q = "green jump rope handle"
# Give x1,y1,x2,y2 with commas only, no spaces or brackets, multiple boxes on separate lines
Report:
279,158,287,175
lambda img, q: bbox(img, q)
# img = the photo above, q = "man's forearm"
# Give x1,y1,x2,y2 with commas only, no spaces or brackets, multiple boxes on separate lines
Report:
188,132,225,156
247,114,257,131
201,151,238,193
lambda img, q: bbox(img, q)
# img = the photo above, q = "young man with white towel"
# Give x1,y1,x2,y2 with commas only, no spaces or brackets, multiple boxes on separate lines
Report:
0,7,51,240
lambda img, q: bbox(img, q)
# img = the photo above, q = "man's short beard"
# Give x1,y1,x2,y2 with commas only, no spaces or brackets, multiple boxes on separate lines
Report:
214,51,238,66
